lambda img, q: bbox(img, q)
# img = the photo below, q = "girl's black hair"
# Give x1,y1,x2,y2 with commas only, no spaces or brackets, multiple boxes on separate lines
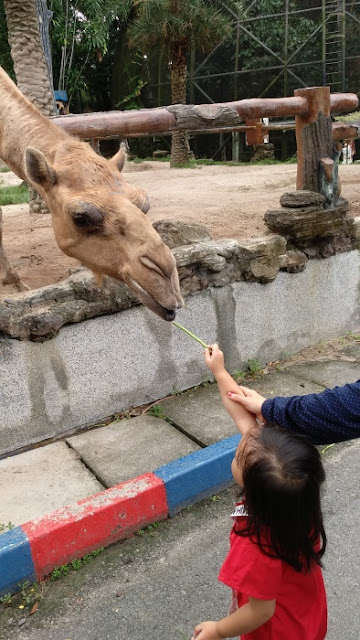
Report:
235,423,327,573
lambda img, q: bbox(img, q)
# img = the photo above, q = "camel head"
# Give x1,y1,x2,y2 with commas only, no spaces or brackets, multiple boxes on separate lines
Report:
24,141,183,321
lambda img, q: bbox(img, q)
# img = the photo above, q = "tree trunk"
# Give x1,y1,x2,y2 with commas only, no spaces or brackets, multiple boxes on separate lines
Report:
170,44,190,167
4,0,55,216
4,0,55,117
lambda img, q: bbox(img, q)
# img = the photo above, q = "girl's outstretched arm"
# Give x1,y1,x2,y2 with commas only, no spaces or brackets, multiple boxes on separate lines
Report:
192,596,276,640
205,345,256,435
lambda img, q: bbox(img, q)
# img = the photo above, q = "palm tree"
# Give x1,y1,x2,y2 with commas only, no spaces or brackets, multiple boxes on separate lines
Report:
3,0,56,215
4,0,55,117
127,0,231,166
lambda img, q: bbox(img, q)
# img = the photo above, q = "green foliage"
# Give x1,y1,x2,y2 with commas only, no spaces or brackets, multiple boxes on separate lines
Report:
49,0,124,108
0,0,13,76
247,359,263,375
136,521,160,536
336,111,360,123
115,77,146,109
0,166,10,173
147,404,166,418
0,581,42,610
0,184,29,205
51,548,104,580
0,592,12,605
0,521,15,533
232,370,246,383
128,0,232,55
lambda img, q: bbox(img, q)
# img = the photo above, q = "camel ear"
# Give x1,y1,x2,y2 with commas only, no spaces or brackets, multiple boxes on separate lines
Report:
109,148,126,173
25,147,57,190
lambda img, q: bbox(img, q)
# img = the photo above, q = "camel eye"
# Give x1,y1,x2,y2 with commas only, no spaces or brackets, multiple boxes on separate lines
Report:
140,256,166,277
71,202,104,233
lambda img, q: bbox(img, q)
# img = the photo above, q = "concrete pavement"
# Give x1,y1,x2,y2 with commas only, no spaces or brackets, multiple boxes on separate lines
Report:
1,439,360,640
0,334,359,597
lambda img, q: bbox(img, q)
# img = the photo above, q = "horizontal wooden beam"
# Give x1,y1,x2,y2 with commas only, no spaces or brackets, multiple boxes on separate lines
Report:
51,90,359,140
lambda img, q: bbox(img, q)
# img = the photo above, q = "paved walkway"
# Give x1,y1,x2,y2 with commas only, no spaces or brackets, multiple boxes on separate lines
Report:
1,336,359,528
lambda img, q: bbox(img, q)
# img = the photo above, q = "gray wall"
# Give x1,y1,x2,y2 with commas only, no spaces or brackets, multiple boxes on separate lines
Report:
1,251,359,457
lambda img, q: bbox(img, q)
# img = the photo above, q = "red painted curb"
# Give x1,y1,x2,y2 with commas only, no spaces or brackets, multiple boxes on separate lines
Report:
22,473,168,578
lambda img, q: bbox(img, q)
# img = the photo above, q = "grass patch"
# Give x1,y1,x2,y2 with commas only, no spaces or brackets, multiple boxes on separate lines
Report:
0,521,15,533
335,111,360,123
0,183,29,205
0,166,10,173
131,157,297,167
132,155,170,163
51,548,104,580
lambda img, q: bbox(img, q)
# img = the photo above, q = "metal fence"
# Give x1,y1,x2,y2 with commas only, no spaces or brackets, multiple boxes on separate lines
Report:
139,1,359,161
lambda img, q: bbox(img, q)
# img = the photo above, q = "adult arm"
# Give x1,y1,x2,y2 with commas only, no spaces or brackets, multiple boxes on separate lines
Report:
231,380,360,444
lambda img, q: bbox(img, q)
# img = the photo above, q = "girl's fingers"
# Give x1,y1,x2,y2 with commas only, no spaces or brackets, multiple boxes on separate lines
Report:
228,392,246,403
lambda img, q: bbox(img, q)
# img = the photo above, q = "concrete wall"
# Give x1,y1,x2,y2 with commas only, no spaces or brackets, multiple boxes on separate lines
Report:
1,250,359,457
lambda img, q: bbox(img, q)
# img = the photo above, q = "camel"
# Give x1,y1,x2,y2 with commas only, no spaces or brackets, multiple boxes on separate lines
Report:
0,66,183,321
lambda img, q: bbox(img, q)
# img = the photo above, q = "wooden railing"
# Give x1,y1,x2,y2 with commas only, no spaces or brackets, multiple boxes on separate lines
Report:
53,86,359,199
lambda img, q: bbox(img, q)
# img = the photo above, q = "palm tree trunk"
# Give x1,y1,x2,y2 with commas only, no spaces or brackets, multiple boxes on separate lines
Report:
170,45,190,167
4,0,55,117
4,0,56,215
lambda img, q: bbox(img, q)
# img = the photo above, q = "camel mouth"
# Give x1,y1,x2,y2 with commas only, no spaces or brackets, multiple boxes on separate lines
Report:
127,276,177,321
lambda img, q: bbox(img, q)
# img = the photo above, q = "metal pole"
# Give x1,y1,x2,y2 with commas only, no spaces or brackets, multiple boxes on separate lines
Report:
322,0,326,85
341,0,346,91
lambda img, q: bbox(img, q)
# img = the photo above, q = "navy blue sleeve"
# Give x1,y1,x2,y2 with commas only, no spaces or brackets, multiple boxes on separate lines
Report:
261,380,360,444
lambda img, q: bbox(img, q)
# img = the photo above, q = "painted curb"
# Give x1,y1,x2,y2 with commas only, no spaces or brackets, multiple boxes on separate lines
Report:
0,527,36,596
154,434,240,515
0,437,240,596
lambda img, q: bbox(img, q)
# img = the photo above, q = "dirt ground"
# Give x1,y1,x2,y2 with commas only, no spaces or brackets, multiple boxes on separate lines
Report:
0,160,359,293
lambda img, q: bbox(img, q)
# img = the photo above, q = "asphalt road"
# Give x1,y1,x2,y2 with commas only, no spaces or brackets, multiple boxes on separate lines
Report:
1,439,359,640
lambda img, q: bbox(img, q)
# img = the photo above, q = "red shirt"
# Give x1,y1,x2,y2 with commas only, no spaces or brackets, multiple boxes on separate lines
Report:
218,511,327,640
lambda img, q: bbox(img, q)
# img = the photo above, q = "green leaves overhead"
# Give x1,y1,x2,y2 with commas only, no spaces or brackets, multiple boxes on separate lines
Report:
128,0,232,53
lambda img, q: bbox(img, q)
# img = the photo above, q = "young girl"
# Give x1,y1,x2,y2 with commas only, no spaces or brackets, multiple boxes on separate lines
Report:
192,345,327,640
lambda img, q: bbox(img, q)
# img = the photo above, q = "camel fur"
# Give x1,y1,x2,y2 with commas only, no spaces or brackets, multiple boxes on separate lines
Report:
0,66,182,320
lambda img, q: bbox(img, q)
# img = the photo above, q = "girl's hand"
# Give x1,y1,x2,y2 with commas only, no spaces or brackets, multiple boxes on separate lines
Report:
204,344,225,377
191,621,222,640
228,386,266,421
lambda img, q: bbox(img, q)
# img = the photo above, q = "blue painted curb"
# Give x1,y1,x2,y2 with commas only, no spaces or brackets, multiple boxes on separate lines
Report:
154,434,241,515
0,527,36,597
0,434,240,596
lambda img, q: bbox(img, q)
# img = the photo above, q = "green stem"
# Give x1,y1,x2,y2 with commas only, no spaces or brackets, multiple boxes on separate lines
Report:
172,322,208,349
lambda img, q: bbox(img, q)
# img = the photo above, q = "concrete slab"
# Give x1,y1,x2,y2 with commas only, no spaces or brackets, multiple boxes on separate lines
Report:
239,369,325,398
340,341,360,360
161,371,325,446
0,442,103,528
161,384,235,446
67,415,200,487
287,360,360,388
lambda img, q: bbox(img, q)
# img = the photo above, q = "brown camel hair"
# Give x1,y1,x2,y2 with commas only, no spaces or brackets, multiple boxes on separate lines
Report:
0,66,183,320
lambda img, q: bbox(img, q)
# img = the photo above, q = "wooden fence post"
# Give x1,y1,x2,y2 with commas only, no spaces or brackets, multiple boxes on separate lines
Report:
294,87,340,206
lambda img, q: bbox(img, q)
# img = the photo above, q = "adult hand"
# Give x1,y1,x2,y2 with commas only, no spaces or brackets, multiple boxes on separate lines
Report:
228,386,266,422
204,344,225,378
191,620,222,640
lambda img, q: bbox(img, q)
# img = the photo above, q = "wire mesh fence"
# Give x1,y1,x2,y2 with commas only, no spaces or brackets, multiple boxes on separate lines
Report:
135,1,360,161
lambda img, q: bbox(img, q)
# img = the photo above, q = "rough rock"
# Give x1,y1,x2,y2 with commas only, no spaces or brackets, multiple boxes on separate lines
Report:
153,219,212,248
279,250,308,273
237,234,287,283
280,190,326,208
152,150,169,158
345,216,360,250
264,198,350,242
251,143,275,162
0,268,138,341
